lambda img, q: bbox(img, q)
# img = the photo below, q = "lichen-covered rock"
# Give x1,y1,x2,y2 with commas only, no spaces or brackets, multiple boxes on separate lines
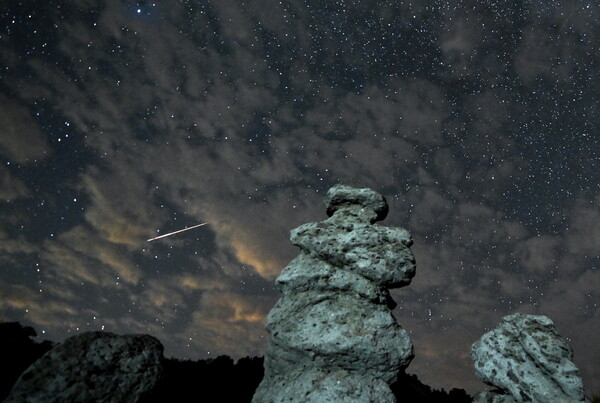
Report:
7,331,164,402
256,368,396,403
253,185,416,403
324,184,389,222
472,390,518,403
471,313,588,403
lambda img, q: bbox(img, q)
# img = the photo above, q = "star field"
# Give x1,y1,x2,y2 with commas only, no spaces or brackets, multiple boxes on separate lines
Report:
0,0,599,395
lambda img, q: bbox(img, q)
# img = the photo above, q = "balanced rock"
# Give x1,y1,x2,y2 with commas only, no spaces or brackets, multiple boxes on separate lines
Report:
7,331,164,402
471,313,588,403
252,185,416,403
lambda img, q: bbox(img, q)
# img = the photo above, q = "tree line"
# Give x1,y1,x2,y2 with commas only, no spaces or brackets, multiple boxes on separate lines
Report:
1,322,471,402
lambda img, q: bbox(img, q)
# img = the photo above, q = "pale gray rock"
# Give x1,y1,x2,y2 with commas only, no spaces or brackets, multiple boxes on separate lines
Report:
253,185,416,403
471,313,588,403
473,390,517,403
7,331,163,403
324,184,389,222
254,368,396,403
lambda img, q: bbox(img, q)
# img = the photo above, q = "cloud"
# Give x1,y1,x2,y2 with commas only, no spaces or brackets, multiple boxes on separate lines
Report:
440,17,480,56
0,165,29,201
0,226,37,256
0,95,50,164
0,281,78,328
79,164,168,248
184,291,272,358
564,195,600,258
406,322,484,393
515,235,562,274
408,187,454,235
433,148,466,185
41,225,141,287
229,235,285,279
514,3,597,87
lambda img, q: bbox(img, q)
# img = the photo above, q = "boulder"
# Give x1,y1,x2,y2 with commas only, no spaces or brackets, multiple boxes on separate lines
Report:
253,185,416,402
471,313,588,403
7,331,164,402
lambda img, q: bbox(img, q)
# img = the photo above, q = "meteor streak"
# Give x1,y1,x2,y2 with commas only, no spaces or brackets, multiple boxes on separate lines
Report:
147,222,208,242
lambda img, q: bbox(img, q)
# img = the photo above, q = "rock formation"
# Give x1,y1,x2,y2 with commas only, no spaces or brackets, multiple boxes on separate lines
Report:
471,313,588,403
252,185,416,403
7,331,164,402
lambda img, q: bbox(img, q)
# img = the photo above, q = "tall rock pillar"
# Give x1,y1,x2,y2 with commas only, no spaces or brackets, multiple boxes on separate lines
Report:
253,185,416,403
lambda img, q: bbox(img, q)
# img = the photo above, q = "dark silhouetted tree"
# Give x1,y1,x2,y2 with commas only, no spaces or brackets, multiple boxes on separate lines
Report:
390,370,472,402
153,355,264,402
0,322,55,400
1,322,472,402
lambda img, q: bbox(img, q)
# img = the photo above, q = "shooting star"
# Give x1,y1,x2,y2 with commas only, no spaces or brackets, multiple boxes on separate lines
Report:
147,222,208,242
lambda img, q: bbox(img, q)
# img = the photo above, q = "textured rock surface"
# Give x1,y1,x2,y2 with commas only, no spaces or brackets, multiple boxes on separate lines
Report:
253,185,416,403
7,331,164,402
471,313,588,403
472,390,518,403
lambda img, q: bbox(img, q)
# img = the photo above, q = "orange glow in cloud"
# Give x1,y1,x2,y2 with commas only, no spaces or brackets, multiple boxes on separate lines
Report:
177,275,225,291
230,301,265,323
181,276,202,289
151,294,169,307
420,343,440,359
230,236,282,279
97,249,141,285
104,218,149,247
200,292,267,324
0,282,78,326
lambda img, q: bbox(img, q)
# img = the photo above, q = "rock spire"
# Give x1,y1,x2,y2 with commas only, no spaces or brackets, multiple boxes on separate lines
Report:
252,184,416,402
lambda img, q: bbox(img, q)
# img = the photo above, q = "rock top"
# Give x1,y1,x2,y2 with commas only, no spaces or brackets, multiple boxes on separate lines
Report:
7,331,164,403
253,185,416,403
324,184,389,222
471,313,588,403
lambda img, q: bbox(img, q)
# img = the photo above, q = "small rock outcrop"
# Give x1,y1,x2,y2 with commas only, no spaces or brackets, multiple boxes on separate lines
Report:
471,313,588,403
252,185,416,403
7,331,164,402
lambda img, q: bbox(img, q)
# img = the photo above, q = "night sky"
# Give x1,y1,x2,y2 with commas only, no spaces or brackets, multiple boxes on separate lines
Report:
1,0,599,395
